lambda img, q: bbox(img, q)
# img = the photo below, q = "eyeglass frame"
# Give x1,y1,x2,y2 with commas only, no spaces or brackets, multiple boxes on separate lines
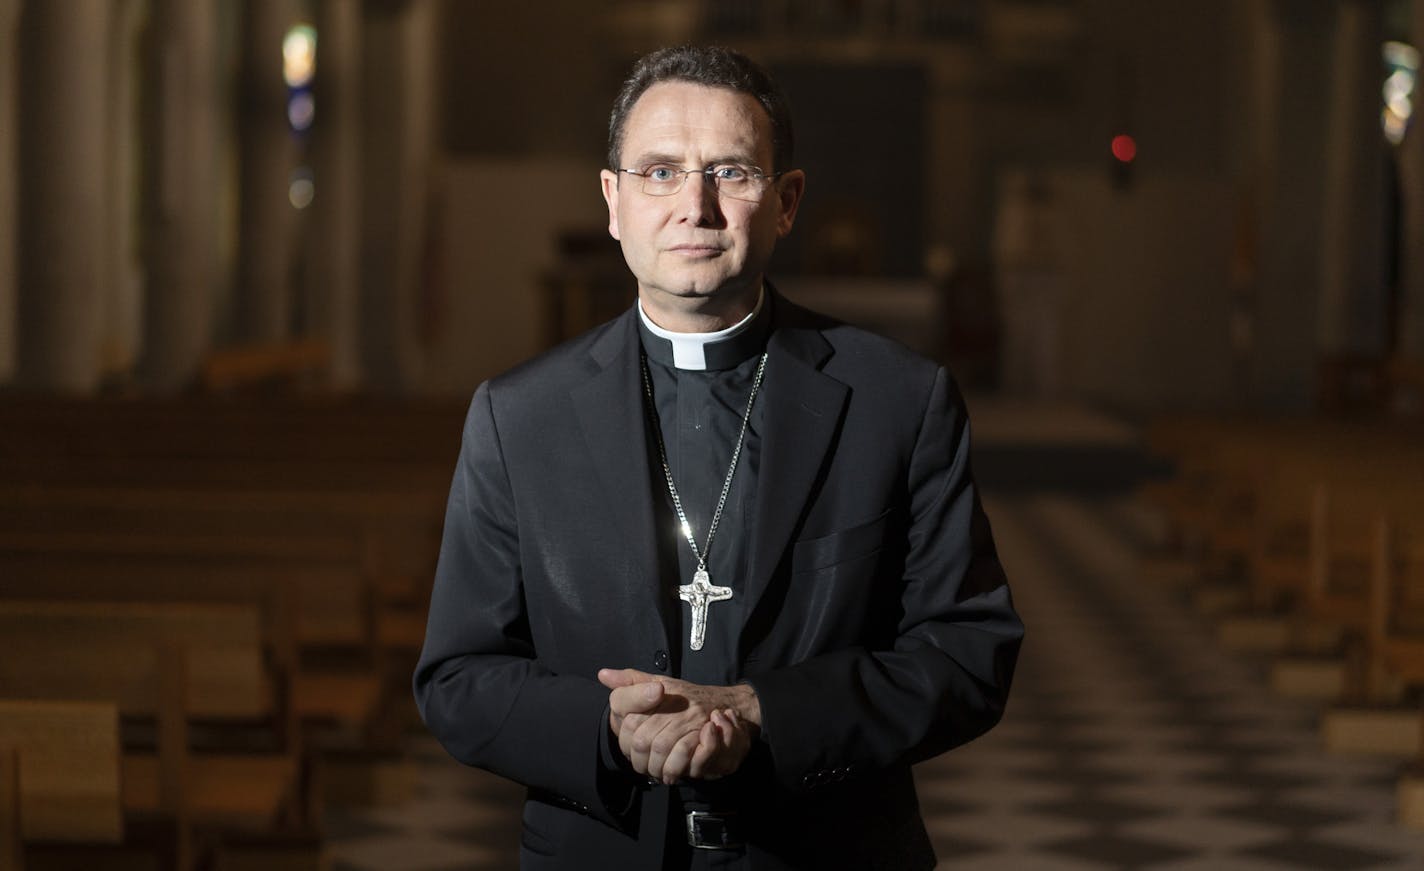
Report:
615,164,786,203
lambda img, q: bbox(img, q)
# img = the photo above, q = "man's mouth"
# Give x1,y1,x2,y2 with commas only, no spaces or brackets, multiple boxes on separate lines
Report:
668,244,724,257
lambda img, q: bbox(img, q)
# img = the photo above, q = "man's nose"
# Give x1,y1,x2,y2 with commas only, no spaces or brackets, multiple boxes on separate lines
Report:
677,171,722,225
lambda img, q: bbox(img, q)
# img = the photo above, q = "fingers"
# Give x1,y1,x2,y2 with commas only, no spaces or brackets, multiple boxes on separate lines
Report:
611,709,647,742
598,667,658,690
629,715,693,783
623,702,708,782
688,718,723,780
653,729,702,785
604,675,753,782
713,708,734,738
619,712,651,774
700,709,753,780
608,680,664,717
618,712,654,756
722,710,751,773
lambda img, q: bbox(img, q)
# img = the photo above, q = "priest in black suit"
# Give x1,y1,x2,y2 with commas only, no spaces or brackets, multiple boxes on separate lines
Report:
414,45,1023,870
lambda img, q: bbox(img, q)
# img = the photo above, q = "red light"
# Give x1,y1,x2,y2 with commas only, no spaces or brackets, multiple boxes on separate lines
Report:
1111,134,1137,163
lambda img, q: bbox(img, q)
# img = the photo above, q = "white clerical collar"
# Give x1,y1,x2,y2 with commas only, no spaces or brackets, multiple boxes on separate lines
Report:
637,288,766,371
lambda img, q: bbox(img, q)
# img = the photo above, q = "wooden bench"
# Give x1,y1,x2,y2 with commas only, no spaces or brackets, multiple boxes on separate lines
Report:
200,338,333,393
1361,504,1424,704
1358,502,1424,829
0,484,436,636
1140,416,1423,658
0,483,439,599
1248,448,1416,611
0,601,310,869
0,395,454,642
1143,416,1420,572
0,395,459,806
13,392,460,463
0,552,391,732
0,700,122,871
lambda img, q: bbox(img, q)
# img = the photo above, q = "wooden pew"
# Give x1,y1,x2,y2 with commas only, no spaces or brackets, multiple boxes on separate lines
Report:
0,551,389,736
1249,451,1414,612
1140,415,1310,587
0,395,454,637
1143,416,1420,573
0,494,432,804
0,395,455,781
1142,413,1424,821
0,395,465,462
0,700,122,871
0,486,437,653
1369,511,1424,695
1140,417,1423,658
200,338,332,393
0,602,310,870
1364,506,1424,829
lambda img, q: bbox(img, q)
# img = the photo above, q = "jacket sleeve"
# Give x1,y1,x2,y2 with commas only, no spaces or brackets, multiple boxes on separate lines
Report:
412,383,636,827
745,366,1024,793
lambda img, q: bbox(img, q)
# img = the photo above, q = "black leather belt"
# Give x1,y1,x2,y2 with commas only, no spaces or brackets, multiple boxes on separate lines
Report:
685,810,744,850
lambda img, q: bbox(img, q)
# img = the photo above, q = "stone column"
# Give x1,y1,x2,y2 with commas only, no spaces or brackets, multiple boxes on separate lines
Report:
1318,0,1387,356
0,0,20,384
1251,0,1336,409
17,0,113,392
138,0,221,390
102,0,146,381
235,0,300,342
1399,0,1424,359
360,0,436,391
308,0,362,388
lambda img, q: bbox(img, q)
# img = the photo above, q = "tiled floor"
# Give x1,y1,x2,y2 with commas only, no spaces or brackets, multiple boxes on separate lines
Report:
328,490,1424,869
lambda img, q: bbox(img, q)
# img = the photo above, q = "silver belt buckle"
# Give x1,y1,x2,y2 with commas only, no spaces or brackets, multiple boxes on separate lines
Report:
685,810,743,850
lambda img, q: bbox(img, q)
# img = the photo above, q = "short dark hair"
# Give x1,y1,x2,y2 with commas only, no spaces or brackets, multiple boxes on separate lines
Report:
607,45,794,174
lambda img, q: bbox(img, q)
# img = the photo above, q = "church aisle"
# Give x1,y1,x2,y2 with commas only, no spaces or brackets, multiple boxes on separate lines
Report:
324,493,1424,870
917,495,1424,870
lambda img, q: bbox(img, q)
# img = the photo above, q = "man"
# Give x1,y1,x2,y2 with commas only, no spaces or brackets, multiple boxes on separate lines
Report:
414,45,1022,870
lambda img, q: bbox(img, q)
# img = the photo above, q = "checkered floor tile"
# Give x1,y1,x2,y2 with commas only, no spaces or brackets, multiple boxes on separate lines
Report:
327,494,1424,869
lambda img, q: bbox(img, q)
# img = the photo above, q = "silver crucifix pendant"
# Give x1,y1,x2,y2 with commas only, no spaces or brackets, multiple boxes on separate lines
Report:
678,568,733,651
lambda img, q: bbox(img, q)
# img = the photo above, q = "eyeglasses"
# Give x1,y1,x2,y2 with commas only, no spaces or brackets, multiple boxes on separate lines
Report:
617,164,783,203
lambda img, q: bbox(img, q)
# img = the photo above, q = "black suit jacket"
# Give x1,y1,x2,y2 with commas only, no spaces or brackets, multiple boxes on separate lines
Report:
414,292,1023,870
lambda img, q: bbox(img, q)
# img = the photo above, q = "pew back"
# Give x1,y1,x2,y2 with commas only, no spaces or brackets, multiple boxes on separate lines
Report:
0,602,269,720
0,699,122,843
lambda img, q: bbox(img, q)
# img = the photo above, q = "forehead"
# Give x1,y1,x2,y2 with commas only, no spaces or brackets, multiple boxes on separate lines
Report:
621,81,774,164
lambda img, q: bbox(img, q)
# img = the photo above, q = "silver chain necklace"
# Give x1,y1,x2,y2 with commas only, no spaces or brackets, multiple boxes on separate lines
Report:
640,350,768,651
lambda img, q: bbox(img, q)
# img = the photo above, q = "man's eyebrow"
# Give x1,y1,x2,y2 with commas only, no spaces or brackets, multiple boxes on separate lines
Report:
707,154,762,168
626,152,683,168
625,152,763,168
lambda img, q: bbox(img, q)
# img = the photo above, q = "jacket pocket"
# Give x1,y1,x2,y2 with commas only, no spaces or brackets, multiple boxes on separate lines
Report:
791,508,892,573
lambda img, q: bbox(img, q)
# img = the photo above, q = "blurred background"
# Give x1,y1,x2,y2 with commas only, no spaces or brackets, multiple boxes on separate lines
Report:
2,0,1420,409
4,2,1424,870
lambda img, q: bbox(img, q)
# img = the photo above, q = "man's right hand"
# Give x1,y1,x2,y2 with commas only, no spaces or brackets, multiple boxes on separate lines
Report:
601,668,756,784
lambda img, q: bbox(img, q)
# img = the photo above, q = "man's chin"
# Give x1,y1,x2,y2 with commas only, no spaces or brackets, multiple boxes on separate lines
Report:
649,284,725,303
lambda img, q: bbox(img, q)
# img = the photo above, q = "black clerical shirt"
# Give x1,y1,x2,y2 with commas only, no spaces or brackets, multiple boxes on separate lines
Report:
637,301,771,687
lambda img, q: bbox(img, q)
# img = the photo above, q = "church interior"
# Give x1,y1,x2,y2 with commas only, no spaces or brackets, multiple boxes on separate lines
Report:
2,0,1424,868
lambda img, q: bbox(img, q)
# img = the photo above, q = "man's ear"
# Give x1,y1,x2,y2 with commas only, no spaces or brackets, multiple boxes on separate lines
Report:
774,169,806,238
600,169,621,241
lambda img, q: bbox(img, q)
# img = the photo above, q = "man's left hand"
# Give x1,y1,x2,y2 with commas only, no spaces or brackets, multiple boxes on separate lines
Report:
599,668,760,783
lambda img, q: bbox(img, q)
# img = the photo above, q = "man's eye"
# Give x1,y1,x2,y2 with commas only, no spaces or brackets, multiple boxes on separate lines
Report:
646,167,678,182
714,165,750,181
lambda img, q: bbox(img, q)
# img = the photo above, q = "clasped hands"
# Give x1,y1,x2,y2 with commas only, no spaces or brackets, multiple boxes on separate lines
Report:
598,668,760,785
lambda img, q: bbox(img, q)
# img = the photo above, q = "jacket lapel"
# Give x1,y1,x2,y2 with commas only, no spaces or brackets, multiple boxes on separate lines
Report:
743,307,848,628
569,311,674,649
